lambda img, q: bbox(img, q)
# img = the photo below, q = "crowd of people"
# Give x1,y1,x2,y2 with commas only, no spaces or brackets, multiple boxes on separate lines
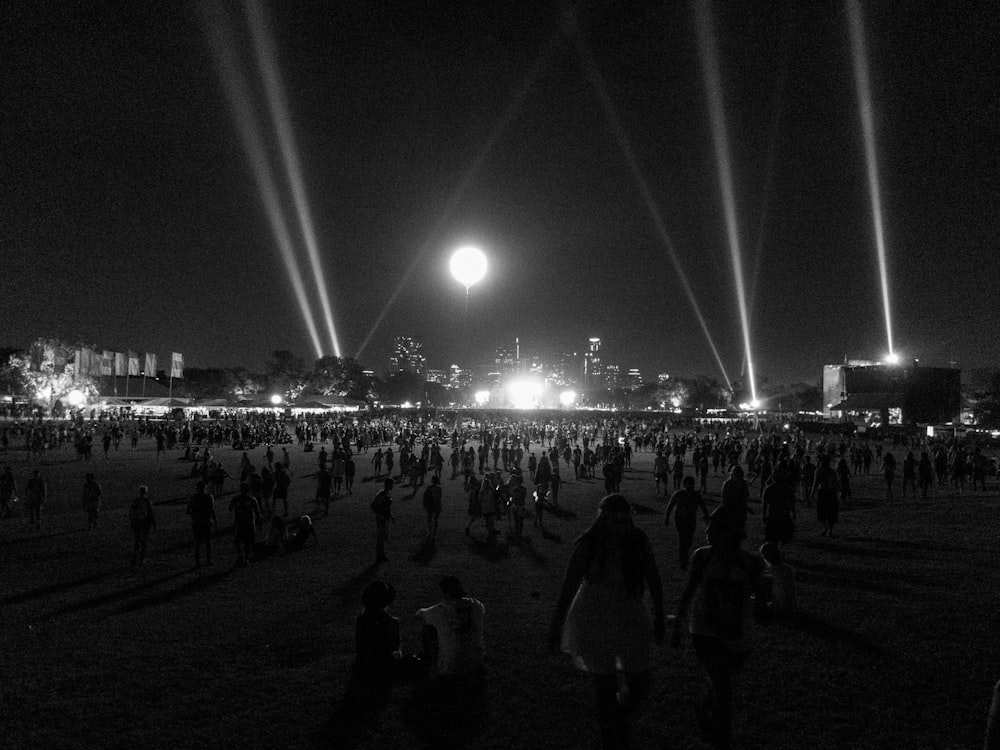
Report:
2,409,998,747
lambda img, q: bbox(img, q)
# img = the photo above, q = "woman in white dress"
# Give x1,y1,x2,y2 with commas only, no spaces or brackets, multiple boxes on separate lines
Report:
549,494,664,750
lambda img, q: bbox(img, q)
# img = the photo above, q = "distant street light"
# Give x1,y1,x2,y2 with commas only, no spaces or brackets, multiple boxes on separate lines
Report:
270,394,282,405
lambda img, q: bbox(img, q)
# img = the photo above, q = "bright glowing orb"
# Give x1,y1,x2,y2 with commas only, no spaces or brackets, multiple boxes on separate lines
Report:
449,246,487,290
750,399,760,410
270,394,282,405
66,389,85,407
474,390,490,405
670,396,681,408
885,353,900,365
559,390,577,407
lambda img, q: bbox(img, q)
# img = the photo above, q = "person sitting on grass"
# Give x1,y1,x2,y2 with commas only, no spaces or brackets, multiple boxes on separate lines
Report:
354,580,400,685
285,515,317,552
416,575,485,680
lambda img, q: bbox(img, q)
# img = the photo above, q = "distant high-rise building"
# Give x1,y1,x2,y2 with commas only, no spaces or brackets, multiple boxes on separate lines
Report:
494,345,518,377
627,368,642,390
449,364,472,389
657,373,671,385
551,352,580,387
584,337,602,388
389,336,425,376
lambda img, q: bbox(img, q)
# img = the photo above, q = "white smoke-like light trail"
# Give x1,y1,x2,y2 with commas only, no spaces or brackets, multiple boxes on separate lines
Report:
201,2,323,358
847,0,894,358
694,0,757,402
244,0,343,358
571,21,732,389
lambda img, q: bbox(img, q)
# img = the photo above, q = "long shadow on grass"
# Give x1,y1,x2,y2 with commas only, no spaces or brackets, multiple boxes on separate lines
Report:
544,503,577,521
791,559,906,595
630,502,660,515
42,570,191,620
511,535,548,566
784,610,886,656
112,568,234,614
410,538,438,565
797,538,959,564
153,495,193,507
538,526,563,544
467,538,511,562
0,527,87,549
0,566,130,605
848,535,968,554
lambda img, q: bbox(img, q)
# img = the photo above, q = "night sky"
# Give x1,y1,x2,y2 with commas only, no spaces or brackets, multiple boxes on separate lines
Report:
4,1,997,385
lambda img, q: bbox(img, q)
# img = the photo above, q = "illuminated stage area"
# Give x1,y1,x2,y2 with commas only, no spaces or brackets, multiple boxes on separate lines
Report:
823,360,961,426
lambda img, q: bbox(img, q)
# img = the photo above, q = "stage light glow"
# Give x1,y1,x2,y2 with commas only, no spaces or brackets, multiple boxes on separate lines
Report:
201,3,323,358
848,0,894,360
694,1,757,404
671,396,681,408
270,394,282,405
507,378,542,410
450,246,488,290
559,390,577,407
474,390,490,405
244,0,342,357
66,389,85,407
750,399,760,410
572,27,732,390
353,33,561,360
884,353,900,365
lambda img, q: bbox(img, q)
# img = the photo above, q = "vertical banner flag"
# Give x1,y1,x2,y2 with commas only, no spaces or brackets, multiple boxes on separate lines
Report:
79,347,94,376
54,347,68,374
170,352,184,379
115,352,127,377
128,350,140,376
90,348,103,376
101,350,113,376
145,352,157,376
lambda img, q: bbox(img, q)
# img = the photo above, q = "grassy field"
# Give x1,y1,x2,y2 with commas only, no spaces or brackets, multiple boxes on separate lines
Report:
2,432,999,749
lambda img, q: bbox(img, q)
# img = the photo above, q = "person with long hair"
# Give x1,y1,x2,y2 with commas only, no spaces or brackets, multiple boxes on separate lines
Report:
549,494,664,750
672,508,767,750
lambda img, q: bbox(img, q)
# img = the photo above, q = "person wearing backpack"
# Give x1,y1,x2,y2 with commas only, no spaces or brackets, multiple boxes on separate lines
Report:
129,486,157,568
672,508,767,750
